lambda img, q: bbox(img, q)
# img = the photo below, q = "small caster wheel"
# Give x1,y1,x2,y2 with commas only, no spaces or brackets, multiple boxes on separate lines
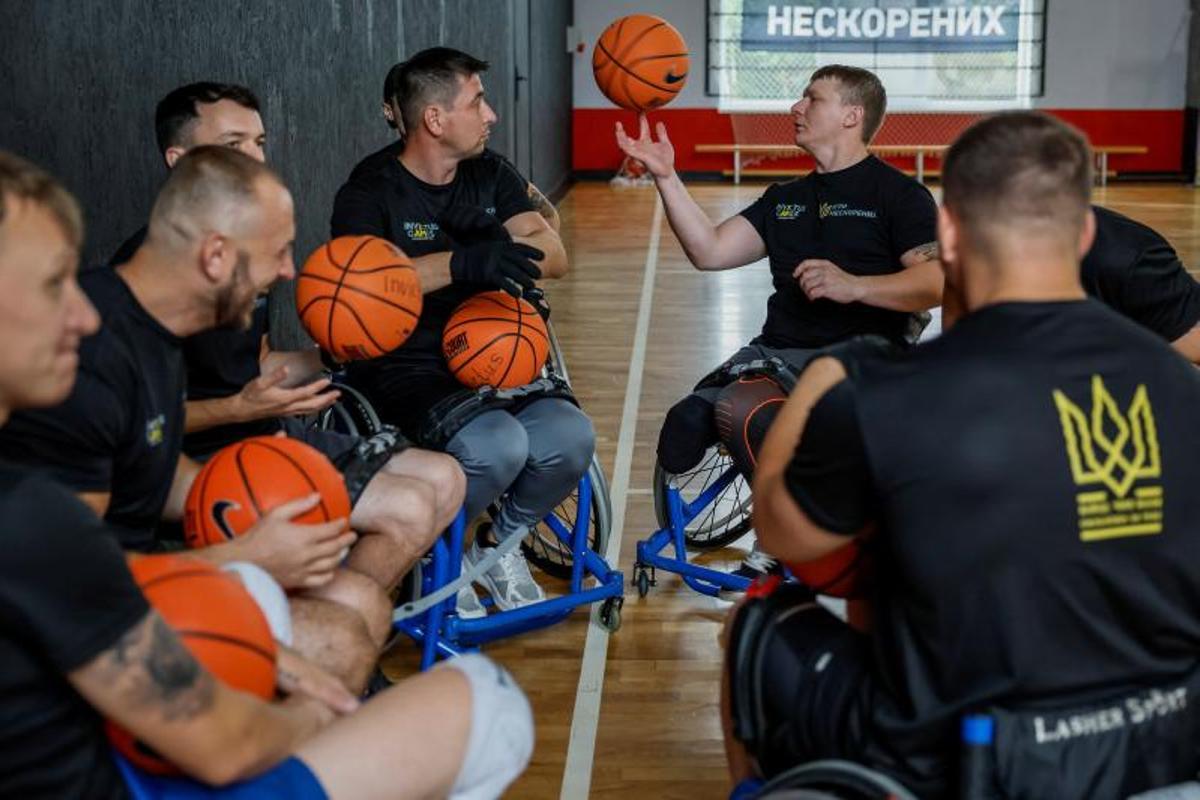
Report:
634,567,651,598
598,596,623,632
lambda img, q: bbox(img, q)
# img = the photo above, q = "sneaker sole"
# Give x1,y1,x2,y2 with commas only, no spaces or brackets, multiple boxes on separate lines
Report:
475,571,545,612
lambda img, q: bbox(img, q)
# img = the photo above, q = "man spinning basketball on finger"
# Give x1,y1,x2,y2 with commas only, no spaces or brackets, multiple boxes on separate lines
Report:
616,65,941,583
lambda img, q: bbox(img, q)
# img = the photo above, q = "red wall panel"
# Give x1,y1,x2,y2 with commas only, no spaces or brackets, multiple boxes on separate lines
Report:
573,108,1185,175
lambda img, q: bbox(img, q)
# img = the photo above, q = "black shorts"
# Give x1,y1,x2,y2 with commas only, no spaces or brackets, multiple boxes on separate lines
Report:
279,417,360,464
726,584,874,778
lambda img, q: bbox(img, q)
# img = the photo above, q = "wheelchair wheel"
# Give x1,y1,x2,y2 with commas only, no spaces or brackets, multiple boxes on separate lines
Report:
652,447,753,550
521,454,612,580
753,760,919,800
315,382,382,437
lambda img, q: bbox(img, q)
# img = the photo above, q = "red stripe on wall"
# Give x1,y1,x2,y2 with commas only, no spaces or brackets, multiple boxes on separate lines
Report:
573,108,1185,174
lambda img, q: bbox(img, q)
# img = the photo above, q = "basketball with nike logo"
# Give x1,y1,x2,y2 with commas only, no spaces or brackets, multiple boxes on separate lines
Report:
183,436,351,548
592,14,689,111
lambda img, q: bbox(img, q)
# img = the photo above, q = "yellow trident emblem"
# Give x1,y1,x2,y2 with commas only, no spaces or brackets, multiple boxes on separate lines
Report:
818,202,832,219
1053,376,1160,497
1053,376,1164,541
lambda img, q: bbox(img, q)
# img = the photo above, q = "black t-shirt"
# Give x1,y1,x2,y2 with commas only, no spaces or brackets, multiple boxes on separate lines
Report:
786,300,1200,794
739,155,937,348
110,227,276,458
0,465,148,799
1082,205,1200,342
330,148,536,426
0,267,187,550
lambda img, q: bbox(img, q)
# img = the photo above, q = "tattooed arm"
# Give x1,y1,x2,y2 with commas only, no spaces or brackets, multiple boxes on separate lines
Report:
68,610,329,785
527,181,561,233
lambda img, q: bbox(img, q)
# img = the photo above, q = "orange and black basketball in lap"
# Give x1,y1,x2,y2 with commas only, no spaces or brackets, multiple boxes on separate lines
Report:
183,436,351,547
592,14,689,111
443,291,549,389
107,553,276,774
296,235,422,362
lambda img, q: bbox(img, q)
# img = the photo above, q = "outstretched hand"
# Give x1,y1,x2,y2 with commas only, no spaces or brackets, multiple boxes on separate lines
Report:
614,114,675,178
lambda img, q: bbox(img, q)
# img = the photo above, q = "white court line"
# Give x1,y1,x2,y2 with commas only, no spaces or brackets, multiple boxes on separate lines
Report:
560,198,664,799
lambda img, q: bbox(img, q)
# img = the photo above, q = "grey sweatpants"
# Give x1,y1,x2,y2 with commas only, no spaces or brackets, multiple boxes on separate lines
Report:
444,398,595,540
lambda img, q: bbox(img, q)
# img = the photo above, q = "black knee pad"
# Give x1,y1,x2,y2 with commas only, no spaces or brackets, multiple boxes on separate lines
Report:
714,377,786,477
657,394,718,474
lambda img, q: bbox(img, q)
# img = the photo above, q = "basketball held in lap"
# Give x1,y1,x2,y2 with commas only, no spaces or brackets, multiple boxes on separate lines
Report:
183,436,351,547
106,554,277,774
443,290,549,389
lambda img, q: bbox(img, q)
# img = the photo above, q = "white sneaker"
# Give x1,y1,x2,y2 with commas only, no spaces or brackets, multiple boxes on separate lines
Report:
466,540,546,611
455,579,487,620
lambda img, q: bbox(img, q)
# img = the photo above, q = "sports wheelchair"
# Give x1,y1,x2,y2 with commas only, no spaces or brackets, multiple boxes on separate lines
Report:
633,357,797,599
316,318,623,668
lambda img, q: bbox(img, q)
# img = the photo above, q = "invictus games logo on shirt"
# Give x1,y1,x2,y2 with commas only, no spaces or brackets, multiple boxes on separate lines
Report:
1053,376,1163,541
774,203,806,219
403,222,439,241
145,414,166,447
818,202,877,220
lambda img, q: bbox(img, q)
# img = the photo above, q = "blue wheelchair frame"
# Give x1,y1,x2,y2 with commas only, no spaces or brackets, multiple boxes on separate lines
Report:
320,318,624,670
634,462,753,598
397,476,625,671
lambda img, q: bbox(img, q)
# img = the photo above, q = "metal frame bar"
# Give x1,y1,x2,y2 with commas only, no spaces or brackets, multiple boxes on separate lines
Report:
635,466,753,597
394,475,623,669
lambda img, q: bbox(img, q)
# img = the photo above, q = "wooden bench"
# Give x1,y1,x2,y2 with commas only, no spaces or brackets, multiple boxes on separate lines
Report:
695,143,1148,187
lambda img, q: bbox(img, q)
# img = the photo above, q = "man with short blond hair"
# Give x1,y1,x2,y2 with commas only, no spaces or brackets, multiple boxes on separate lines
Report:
617,64,941,582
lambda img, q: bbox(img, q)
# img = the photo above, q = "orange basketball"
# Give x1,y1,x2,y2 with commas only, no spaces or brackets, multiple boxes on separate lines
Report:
184,436,351,548
787,538,874,599
592,14,689,111
107,553,277,775
443,291,549,389
296,235,422,361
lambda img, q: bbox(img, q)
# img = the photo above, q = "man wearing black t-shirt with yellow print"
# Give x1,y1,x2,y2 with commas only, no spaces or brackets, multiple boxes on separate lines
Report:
616,65,940,581
333,48,594,613
742,112,1200,798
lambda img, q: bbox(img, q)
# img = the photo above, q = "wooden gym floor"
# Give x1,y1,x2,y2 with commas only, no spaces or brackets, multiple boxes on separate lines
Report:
384,180,1200,799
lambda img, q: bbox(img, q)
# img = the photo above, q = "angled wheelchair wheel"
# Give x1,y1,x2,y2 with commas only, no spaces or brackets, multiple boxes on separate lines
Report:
315,382,382,437
652,447,753,550
521,454,611,580
753,760,919,800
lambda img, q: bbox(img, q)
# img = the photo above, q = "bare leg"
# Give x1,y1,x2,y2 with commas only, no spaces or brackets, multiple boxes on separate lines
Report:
299,665,470,799
347,472,438,590
382,448,467,533
290,596,378,694
304,568,392,648
297,655,533,800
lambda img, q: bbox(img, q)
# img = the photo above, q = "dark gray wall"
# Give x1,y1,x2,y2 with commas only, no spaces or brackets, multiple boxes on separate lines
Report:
529,0,573,199
0,0,406,267
0,0,572,341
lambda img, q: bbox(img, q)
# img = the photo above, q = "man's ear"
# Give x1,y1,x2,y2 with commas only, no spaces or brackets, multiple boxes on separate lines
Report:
423,105,443,137
1078,207,1097,259
842,104,863,132
164,146,187,168
197,232,232,284
382,101,397,130
937,205,960,283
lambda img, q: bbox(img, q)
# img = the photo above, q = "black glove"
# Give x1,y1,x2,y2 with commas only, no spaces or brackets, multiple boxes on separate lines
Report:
449,241,544,297
437,205,510,245
524,286,552,321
